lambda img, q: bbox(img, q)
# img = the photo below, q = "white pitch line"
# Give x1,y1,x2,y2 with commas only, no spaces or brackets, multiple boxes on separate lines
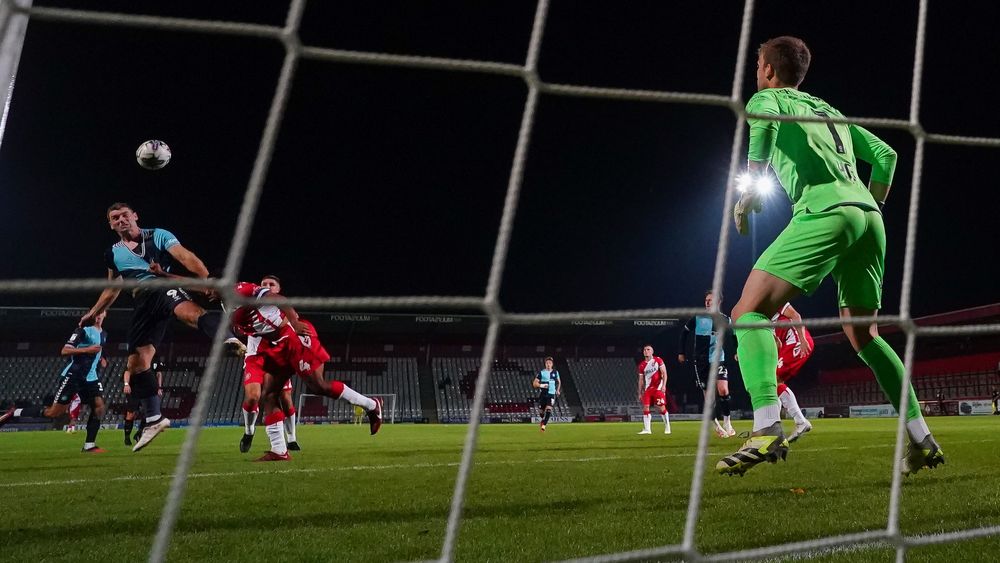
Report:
2,438,995,490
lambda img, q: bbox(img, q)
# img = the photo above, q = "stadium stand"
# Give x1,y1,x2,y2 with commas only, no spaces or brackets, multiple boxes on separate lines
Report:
568,357,636,408
432,357,571,422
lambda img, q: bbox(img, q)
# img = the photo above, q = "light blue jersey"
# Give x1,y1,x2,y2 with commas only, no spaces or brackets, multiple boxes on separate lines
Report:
536,369,560,396
61,326,105,382
104,228,180,281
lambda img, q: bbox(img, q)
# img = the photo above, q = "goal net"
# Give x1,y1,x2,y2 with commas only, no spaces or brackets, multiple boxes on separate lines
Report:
3,1,1000,563
295,393,397,425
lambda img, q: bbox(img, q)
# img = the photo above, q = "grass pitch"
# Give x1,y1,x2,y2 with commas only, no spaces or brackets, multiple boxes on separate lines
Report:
1,417,998,562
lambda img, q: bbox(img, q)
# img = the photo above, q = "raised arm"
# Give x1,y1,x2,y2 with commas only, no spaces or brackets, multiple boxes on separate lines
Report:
81,269,122,326
849,124,897,207
167,244,210,279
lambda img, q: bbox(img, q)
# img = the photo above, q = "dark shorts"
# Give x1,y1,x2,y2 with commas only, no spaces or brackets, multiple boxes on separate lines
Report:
128,287,192,352
125,393,142,413
538,393,556,409
53,376,103,405
694,361,728,390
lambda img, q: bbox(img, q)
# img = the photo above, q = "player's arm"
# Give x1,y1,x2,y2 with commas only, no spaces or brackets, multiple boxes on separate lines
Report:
782,303,812,356
677,317,694,363
555,373,562,396
736,92,780,235
532,373,542,389
81,269,123,326
658,362,668,390
849,125,897,208
61,328,101,356
637,370,643,399
122,369,132,394
259,292,311,336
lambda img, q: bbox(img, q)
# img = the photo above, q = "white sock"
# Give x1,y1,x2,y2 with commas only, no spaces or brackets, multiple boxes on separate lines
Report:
243,408,258,435
83,442,95,449
723,415,732,428
13,408,23,417
284,413,297,442
661,412,670,432
339,385,376,411
642,413,651,432
752,403,782,433
266,421,287,455
778,387,807,425
906,417,930,443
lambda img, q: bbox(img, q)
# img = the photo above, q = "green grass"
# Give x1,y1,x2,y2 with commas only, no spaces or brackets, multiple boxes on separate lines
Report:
2,418,998,562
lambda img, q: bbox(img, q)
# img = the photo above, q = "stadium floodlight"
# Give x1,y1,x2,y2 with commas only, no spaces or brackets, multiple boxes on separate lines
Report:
735,172,774,196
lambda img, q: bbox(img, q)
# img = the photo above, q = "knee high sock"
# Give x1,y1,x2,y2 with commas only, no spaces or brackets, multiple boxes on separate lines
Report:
85,412,101,444
858,337,929,442
284,407,297,442
124,418,134,437
264,411,288,455
329,381,376,411
735,312,781,432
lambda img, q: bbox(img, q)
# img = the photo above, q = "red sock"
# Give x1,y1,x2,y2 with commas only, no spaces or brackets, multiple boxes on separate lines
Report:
777,383,788,396
242,402,259,413
329,380,345,399
264,411,285,425
286,406,296,416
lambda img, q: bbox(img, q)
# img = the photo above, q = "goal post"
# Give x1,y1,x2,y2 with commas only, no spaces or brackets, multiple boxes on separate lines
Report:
295,393,397,425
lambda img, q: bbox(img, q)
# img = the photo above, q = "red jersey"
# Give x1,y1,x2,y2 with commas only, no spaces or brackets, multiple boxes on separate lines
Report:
231,282,284,337
772,303,810,350
637,356,666,391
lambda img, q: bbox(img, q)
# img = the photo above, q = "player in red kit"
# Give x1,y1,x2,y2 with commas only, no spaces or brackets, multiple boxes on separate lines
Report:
231,281,382,461
772,302,814,441
636,345,671,435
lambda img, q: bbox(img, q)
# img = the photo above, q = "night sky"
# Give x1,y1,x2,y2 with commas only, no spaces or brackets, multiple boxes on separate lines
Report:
1,1,997,319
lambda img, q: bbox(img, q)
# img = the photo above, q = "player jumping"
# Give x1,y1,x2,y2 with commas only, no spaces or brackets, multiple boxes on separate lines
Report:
773,302,814,442
230,281,382,461
79,203,243,453
532,356,561,432
0,314,109,452
717,36,943,476
636,345,671,435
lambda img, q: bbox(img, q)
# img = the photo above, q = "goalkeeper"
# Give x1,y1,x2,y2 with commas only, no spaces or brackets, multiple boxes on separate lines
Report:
717,36,944,477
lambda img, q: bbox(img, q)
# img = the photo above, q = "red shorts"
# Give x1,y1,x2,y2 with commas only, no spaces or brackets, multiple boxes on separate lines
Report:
776,334,814,382
243,320,330,388
641,387,666,409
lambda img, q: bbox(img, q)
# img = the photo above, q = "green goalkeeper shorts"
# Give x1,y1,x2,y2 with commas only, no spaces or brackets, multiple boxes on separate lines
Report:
754,205,885,309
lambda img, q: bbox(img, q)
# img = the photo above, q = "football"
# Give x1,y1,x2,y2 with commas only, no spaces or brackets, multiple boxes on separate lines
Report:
135,139,171,170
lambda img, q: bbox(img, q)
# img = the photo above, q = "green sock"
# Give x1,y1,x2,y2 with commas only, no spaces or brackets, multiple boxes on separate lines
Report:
858,337,921,421
735,312,779,411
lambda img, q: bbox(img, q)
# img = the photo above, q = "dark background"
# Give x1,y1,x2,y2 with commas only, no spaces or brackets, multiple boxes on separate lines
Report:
1,1,996,322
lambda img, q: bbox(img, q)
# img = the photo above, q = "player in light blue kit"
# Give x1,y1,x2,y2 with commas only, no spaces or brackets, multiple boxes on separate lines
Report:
0,314,109,452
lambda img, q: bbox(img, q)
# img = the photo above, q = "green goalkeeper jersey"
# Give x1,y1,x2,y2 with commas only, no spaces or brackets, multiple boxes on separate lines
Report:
746,88,897,215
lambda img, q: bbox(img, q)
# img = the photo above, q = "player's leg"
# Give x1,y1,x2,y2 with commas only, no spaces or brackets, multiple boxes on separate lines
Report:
1,378,73,426
299,369,382,435
658,392,671,434
256,373,292,461
123,409,134,443
172,298,246,354
240,381,261,453
294,323,383,435
638,388,653,434
696,362,726,436
280,384,300,450
129,345,170,452
542,397,554,430
834,210,942,475
81,391,106,453
716,371,735,436
778,379,811,441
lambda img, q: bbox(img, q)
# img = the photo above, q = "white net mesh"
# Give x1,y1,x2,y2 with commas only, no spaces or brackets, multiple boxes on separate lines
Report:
2,0,1000,562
